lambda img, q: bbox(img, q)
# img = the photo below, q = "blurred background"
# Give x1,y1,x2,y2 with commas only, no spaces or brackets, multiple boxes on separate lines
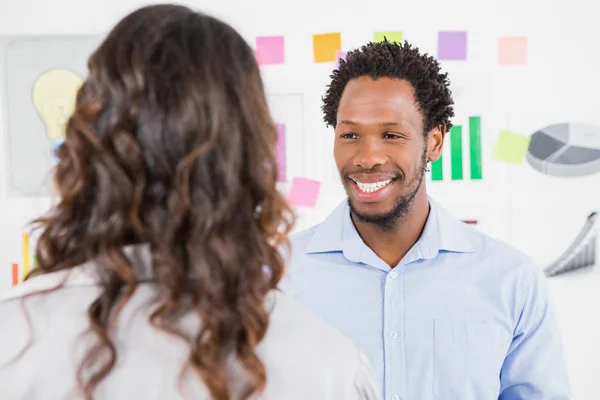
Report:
0,0,598,398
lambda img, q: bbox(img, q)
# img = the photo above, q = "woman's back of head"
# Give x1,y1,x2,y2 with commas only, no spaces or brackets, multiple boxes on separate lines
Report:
31,4,293,399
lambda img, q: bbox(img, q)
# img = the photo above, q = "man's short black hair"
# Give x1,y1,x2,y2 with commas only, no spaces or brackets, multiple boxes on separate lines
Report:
322,39,454,134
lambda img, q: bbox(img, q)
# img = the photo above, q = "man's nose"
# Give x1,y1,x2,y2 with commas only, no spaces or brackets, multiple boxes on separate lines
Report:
353,138,386,170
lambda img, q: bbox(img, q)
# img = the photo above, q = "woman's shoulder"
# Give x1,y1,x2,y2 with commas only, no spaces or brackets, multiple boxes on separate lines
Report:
260,290,381,399
264,290,361,355
0,264,98,304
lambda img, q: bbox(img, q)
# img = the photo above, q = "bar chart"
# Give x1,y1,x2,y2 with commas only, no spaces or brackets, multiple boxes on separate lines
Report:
9,232,36,286
431,116,482,181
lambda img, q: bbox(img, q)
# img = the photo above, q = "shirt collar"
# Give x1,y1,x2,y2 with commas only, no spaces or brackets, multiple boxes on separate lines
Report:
416,197,475,258
305,196,475,262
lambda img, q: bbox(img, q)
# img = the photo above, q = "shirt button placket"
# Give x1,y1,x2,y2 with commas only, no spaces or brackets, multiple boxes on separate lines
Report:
384,267,405,400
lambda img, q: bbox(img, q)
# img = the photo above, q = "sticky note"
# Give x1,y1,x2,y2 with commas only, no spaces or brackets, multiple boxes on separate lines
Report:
276,124,286,181
336,50,347,68
22,232,29,277
498,36,528,66
374,31,403,44
256,36,285,65
288,177,321,208
493,130,531,165
313,33,342,63
438,31,467,60
12,263,18,286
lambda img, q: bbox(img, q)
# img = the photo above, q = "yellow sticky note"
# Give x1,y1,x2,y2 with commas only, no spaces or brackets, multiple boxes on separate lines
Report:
374,31,403,44
498,36,528,66
22,232,30,277
493,130,531,165
313,33,342,63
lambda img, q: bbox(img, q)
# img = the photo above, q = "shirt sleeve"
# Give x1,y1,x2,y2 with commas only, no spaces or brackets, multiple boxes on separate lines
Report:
499,261,571,399
353,352,382,400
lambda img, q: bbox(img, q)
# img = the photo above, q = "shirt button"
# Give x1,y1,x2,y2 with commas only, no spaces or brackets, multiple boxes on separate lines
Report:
389,331,398,339
389,271,398,279
391,396,401,400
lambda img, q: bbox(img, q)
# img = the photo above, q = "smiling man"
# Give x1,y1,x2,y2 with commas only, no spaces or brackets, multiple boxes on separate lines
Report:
280,40,570,400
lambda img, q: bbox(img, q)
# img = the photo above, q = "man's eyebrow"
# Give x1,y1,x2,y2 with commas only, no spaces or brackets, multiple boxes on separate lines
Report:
338,120,404,126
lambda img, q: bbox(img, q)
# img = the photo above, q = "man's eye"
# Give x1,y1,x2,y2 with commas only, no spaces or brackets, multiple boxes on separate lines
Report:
340,133,358,139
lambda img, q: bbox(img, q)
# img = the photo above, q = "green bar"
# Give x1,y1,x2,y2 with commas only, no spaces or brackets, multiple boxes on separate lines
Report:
469,116,482,180
431,155,443,181
451,125,463,180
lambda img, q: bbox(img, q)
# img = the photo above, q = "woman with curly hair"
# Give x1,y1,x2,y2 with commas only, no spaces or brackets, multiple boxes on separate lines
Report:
0,4,379,400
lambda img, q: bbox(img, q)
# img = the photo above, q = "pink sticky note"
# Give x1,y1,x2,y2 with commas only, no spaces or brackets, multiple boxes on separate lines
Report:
336,50,347,68
256,36,285,65
276,124,286,181
498,36,528,66
438,31,467,60
288,177,321,208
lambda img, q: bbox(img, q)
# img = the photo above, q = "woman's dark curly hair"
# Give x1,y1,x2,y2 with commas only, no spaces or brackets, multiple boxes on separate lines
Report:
29,4,294,399
322,39,455,133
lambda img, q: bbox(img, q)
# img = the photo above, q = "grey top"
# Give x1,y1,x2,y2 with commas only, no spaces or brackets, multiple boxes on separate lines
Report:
0,246,380,400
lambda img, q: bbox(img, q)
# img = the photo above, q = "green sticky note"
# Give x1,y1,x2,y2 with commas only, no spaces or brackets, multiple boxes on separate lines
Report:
374,31,403,44
493,130,531,165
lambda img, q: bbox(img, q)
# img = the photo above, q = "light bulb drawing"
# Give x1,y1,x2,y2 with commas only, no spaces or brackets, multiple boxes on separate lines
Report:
31,68,84,161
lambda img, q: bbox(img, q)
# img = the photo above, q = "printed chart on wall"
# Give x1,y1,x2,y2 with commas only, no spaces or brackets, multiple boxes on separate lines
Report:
0,217,39,293
507,201,599,277
265,93,306,187
426,71,499,195
495,109,600,275
498,109,600,196
266,93,320,232
1,35,102,197
442,202,501,241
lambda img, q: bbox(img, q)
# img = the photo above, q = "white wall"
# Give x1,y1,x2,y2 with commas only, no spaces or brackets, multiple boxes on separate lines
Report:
0,0,599,398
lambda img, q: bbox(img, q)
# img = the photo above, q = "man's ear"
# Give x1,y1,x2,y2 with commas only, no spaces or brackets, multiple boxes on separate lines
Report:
427,125,446,162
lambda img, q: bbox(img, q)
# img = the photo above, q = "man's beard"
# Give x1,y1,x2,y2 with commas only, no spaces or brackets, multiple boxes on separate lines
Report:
347,147,428,231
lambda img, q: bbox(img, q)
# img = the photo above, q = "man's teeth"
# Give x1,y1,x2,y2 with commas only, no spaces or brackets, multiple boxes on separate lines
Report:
356,179,393,193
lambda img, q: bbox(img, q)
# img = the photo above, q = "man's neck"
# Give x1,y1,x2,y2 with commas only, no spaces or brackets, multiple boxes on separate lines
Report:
351,190,431,268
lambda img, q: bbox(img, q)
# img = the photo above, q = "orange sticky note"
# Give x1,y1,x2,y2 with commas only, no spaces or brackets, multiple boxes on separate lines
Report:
498,36,528,66
288,177,321,208
313,33,342,63
12,263,18,286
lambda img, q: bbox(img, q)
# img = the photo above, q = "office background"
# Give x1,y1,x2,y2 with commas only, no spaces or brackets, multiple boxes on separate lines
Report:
0,0,598,398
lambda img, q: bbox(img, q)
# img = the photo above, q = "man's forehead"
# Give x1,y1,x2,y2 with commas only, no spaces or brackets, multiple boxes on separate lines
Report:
337,77,421,127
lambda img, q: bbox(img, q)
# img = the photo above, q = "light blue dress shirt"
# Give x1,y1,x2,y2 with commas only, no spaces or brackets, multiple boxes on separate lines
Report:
280,198,570,400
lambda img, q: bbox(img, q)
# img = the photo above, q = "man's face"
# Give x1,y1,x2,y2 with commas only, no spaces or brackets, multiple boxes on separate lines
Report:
334,76,442,229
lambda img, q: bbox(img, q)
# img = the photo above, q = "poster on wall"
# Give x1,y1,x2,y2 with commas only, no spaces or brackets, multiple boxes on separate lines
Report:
1,35,102,198
498,109,600,274
543,211,597,277
266,93,306,185
507,200,598,274
500,109,600,196
440,202,500,239
0,210,43,294
426,70,500,195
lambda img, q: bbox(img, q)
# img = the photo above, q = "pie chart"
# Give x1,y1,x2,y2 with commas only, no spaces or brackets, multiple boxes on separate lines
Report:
526,122,600,177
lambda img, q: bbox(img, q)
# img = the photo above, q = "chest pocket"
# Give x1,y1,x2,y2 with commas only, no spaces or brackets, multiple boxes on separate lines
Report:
433,318,508,400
